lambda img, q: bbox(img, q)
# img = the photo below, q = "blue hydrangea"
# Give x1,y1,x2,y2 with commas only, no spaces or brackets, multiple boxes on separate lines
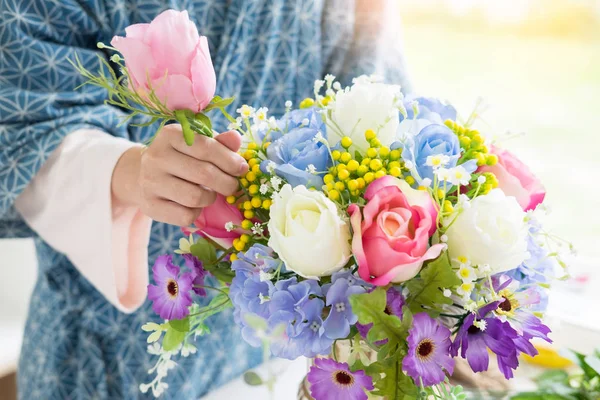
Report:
322,273,367,339
260,107,331,188
229,244,280,344
402,96,457,123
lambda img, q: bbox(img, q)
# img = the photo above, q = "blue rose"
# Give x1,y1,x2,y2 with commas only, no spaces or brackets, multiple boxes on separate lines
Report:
402,96,457,123
401,124,461,182
260,108,330,188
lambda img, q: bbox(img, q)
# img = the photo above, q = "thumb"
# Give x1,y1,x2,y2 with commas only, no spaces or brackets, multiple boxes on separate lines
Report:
215,130,242,153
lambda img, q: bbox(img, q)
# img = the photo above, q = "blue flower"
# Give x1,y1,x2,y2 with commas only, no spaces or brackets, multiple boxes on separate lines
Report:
229,245,279,329
322,276,366,339
403,96,457,123
261,108,331,188
400,124,462,183
267,278,332,359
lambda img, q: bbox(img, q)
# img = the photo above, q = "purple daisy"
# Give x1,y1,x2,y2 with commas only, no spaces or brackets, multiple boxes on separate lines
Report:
356,286,404,342
402,312,455,386
450,302,521,379
307,358,374,400
183,254,207,297
147,255,193,320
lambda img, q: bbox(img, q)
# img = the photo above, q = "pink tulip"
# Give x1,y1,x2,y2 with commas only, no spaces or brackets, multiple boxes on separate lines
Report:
111,10,216,112
182,194,245,249
349,176,444,286
480,146,546,211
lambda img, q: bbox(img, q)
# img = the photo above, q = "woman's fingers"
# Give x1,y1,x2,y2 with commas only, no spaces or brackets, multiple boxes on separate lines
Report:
170,129,248,177
140,196,203,227
145,173,217,208
160,149,240,196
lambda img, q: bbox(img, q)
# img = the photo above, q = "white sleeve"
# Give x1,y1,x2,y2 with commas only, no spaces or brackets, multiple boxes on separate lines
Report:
14,129,152,313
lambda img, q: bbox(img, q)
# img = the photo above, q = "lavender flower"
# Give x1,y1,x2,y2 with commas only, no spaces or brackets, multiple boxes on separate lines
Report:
402,313,455,386
183,254,207,297
450,302,521,379
307,358,374,400
147,255,193,320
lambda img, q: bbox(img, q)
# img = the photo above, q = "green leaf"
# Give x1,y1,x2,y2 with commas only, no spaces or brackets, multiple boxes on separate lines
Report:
192,293,232,324
162,328,186,351
348,288,411,350
204,261,235,283
585,355,600,375
146,330,162,343
534,370,570,388
405,253,461,315
169,317,190,333
243,371,263,386
366,357,418,400
562,349,599,380
141,322,161,332
175,109,194,146
204,96,235,112
190,238,217,264
195,113,212,130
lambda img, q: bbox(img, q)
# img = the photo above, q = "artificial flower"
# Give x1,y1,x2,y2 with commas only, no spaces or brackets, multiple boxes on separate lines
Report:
111,10,215,112
147,255,193,320
480,146,546,211
402,313,455,386
356,286,404,342
445,189,529,275
322,276,366,339
450,302,521,379
349,176,444,285
183,254,207,296
400,123,462,183
185,194,246,248
268,184,351,278
403,96,458,123
307,358,374,400
327,76,401,151
262,116,331,187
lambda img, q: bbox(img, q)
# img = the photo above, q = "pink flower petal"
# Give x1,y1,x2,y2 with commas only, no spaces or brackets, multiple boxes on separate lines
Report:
110,36,157,89
151,74,199,112
125,23,150,40
145,10,200,77
190,37,216,110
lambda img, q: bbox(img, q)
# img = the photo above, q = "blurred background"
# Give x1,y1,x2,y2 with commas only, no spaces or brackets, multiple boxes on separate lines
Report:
0,0,599,396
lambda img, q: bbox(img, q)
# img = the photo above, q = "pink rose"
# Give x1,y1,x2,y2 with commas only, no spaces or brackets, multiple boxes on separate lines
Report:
111,10,216,112
182,194,245,248
349,176,444,286
480,146,545,211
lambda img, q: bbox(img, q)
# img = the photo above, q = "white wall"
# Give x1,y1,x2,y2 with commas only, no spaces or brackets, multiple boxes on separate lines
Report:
0,239,37,377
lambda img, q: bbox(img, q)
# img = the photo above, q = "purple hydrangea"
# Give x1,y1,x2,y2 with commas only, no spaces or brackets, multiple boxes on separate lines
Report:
402,313,455,386
147,255,193,320
307,358,374,400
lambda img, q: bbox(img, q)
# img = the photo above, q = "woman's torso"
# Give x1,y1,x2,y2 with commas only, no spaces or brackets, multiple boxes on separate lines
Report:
17,0,354,398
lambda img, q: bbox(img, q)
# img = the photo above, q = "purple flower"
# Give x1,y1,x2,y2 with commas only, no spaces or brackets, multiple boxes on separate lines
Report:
322,278,366,339
450,302,521,379
356,286,404,342
147,255,193,320
183,254,207,297
268,279,327,359
307,358,374,400
402,313,455,386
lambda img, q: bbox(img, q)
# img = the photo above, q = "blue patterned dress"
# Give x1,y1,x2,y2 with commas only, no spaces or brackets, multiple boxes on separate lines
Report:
0,0,410,398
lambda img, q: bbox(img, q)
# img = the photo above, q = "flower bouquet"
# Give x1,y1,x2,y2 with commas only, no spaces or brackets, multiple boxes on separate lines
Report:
75,9,571,400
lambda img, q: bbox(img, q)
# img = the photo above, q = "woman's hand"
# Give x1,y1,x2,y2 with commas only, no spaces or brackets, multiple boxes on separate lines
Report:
111,125,248,226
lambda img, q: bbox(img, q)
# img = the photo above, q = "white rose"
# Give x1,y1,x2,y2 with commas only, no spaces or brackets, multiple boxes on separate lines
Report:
327,78,400,151
445,189,528,275
267,184,351,278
